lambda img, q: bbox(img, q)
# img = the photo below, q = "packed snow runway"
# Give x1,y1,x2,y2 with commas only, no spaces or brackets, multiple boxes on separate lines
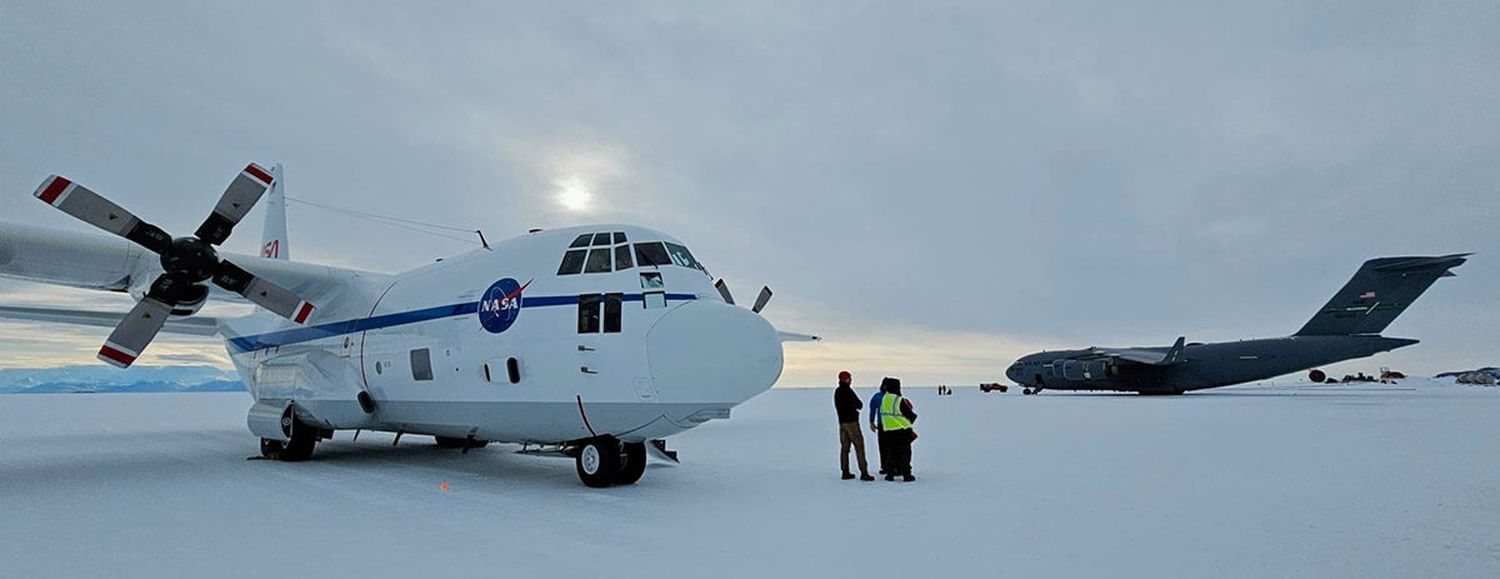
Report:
2,383,1497,578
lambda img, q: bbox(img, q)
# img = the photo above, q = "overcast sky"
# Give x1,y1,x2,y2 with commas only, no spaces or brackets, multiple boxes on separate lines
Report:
1,1,1495,386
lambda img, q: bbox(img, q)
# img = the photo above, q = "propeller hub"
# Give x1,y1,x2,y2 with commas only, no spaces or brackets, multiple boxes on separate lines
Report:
160,237,220,282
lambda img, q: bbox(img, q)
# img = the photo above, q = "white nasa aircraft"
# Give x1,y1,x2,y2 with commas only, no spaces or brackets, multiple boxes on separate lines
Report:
0,163,816,487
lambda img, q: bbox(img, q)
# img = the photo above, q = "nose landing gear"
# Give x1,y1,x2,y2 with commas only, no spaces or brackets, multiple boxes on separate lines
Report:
574,436,649,488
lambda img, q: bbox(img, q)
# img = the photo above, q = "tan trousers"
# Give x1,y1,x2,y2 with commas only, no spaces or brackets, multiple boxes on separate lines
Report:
839,422,870,475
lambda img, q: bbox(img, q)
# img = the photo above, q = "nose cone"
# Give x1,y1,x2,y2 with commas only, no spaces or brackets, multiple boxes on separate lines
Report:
646,301,783,405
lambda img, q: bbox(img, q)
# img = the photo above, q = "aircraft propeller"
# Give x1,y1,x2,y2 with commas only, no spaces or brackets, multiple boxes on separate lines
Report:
714,278,774,314
33,164,315,368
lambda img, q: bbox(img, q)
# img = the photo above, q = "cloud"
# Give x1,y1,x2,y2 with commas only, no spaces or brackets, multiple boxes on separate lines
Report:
0,1,1496,381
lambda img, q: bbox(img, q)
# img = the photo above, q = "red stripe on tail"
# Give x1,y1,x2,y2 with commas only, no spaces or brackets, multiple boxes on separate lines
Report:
37,177,72,205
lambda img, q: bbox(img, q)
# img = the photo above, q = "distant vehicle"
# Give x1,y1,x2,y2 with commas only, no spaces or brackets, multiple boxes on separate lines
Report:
0,164,818,487
1005,254,1470,395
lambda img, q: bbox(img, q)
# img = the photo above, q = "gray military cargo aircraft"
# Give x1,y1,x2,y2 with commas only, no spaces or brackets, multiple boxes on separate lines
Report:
1005,254,1470,395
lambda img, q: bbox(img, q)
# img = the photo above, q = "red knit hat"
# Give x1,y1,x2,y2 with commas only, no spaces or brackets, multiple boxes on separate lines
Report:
838,371,852,382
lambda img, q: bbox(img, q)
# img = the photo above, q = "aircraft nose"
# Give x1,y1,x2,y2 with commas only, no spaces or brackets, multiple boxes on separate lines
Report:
645,300,783,405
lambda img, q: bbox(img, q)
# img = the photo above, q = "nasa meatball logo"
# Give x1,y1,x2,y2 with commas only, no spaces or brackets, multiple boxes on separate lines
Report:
478,278,530,334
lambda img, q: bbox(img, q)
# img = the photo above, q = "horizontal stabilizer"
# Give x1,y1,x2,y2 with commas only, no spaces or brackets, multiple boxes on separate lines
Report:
1296,253,1470,336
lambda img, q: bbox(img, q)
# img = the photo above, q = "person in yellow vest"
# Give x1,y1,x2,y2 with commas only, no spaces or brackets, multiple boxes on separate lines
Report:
876,377,918,482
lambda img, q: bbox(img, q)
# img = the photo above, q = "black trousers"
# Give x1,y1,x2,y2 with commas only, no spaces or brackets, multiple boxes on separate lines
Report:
878,429,913,476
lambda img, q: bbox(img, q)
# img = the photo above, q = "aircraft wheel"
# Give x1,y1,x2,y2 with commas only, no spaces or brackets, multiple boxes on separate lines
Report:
261,418,318,461
1309,369,1327,383
615,442,648,485
1022,388,1034,396
576,436,621,488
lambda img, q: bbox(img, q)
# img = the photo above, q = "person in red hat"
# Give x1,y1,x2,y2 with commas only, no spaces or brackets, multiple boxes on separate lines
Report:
833,370,875,481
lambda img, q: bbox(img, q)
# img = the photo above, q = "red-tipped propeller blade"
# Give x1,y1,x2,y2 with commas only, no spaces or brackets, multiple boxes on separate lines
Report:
97,297,173,368
194,163,274,245
212,260,315,324
33,175,173,253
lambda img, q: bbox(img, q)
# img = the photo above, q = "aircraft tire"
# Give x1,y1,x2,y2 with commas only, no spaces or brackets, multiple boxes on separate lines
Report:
261,417,316,462
615,442,647,485
279,418,318,462
576,436,622,488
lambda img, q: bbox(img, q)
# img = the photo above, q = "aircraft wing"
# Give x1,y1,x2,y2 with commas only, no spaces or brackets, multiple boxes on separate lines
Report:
1096,336,1187,366
0,305,221,336
1,222,388,308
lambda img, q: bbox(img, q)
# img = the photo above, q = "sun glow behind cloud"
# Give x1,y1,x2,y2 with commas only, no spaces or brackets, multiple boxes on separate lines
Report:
555,176,594,212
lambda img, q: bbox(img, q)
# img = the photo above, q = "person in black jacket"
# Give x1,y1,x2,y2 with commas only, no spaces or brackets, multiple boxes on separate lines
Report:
833,371,875,481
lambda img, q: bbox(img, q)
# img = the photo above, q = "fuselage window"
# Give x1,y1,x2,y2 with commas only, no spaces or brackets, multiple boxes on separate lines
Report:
558,249,587,275
591,232,613,246
613,232,628,244
569,234,592,248
506,357,521,384
604,293,623,333
643,291,667,309
614,244,634,270
584,248,613,273
410,348,434,381
639,272,663,289
578,294,602,333
634,242,669,268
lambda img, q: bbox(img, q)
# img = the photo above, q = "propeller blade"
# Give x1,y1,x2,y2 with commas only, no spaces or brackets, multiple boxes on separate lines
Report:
194,163,275,245
714,278,736,305
752,286,773,314
33,175,173,253
97,297,173,368
212,260,315,324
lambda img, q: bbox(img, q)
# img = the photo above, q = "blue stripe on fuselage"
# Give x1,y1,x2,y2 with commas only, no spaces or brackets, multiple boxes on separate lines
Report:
225,293,698,353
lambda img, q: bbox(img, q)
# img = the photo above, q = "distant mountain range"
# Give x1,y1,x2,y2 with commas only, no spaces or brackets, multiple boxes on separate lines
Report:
1434,367,1500,381
0,365,245,394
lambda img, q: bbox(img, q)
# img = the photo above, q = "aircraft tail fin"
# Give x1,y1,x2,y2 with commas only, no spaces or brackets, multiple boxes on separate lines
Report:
259,163,290,261
1294,253,1470,336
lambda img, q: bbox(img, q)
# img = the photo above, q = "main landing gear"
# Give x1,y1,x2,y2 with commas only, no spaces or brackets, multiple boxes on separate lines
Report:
259,413,321,462
574,436,648,488
1022,387,1043,396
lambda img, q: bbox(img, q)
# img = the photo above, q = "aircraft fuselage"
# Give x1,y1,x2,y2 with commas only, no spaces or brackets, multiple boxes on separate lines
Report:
1006,335,1418,394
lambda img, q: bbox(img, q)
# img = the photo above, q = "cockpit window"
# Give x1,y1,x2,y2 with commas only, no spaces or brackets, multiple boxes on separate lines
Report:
557,249,587,275
584,248,613,273
634,242,670,268
664,243,702,270
613,232,628,244
613,244,633,270
591,233,613,246
569,234,592,248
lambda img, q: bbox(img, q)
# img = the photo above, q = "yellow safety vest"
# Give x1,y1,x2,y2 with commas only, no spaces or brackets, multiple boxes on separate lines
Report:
879,394,912,431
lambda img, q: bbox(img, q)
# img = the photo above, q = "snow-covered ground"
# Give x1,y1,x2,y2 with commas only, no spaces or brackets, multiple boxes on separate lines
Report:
2,381,1497,578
